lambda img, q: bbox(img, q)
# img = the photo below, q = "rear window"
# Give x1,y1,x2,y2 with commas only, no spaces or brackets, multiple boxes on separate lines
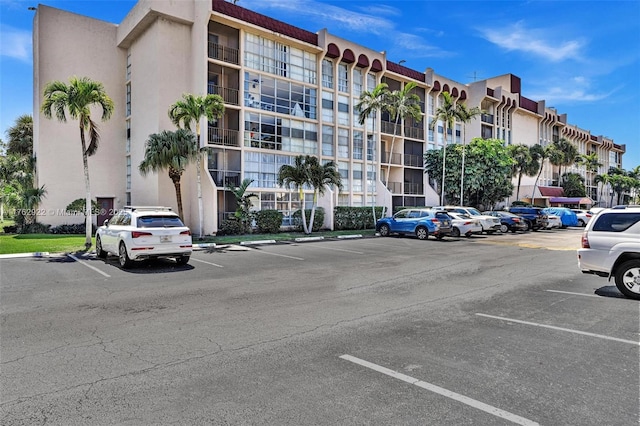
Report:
592,213,640,232
137,215,185,228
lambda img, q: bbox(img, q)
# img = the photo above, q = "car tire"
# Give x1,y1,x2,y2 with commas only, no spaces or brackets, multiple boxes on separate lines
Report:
451,227,461,237
379,224,391,237
118,241,134,269
614,260,640,300
96,236,107,259
415,226,429,240
176,255,190,266
499,224,509,233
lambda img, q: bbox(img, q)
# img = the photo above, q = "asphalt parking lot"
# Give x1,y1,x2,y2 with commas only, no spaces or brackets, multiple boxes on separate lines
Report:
1,228,638,425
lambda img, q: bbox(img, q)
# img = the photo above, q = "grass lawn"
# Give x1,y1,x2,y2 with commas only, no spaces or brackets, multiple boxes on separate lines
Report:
0,229,377,255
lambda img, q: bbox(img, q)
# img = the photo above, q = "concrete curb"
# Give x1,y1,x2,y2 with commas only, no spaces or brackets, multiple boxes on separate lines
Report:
239,239,277,246
0,252,52,259
294,236,325,242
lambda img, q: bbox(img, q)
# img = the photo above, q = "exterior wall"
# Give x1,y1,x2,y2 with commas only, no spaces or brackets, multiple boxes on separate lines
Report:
33,6,126,227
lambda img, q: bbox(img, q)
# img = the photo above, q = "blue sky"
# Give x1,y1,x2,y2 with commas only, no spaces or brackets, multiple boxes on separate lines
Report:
1,0,638,169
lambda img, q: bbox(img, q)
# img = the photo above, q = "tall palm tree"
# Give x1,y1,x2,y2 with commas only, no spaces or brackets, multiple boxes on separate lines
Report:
306,156,342,232
430,91,457,205
5,114,33,156
455,102,482,204
594,173,609,206
356,82,389,224
138,129,198,220
41,76,114,248
577,152,602,201
508,144,537,201
384,82,421,205
278,155,312,234
550,138,579,184
168,93,225,238
529,144,548,206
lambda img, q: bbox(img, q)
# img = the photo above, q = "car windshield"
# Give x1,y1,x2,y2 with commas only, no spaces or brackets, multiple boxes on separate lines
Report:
467,208,482,216
137,215,185,228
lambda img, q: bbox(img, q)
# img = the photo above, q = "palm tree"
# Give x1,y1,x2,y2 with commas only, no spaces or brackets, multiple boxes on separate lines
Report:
356,82,389,224
278,155,312,234
456,102,481,204
508,144,537,201
529,144,548,206
430,91,457,205
594,173,609,207
138,129,198,220
41,76,114,248
5,114,33,156
227,178,258,233
168,93,225,238
306,156,342,232
550,138,579,184
384,82,421,208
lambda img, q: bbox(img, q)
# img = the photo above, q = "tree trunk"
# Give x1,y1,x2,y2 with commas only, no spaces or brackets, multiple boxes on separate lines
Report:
299,187,309,234
440,124,448,205
307,191,317,234
516,172,523,200
196,125,204,239
80,125,92,249
169,167,184,220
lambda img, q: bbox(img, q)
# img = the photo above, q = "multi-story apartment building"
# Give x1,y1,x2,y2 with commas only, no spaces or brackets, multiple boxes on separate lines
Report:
33,0,625,233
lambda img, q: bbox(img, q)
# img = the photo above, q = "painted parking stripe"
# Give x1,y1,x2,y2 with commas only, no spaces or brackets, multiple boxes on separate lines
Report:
67,254,111,278
476,313,640,346
253,250,304,261
190,258,224,268
545,290,601,298
339,354,538,426
309,245,364,254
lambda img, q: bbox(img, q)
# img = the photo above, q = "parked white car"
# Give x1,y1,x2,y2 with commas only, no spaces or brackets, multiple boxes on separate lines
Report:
578,206,640,299
95,206,192,268
446,212,483,237
571,209,594,227
433,206,501,234
546,214,562,229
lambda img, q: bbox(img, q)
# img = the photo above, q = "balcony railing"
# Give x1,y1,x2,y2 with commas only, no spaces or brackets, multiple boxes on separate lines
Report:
404,154,423,168
209,170,241,188
208,42,239,65
207,128,240,147
481,113,494,124
404,126,424,140
381,151,402,165
208,84,239,106
381,121,401,135
404,183,424,195
385,181,402,194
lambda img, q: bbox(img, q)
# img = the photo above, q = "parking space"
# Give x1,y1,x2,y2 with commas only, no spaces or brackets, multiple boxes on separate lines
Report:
1,230,637,424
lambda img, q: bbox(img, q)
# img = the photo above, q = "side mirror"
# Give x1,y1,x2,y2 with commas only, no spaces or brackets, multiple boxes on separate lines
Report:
103,219,109,226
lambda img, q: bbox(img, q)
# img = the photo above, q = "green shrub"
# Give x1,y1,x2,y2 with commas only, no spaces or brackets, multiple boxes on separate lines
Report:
255,209,283,234
334,206,383,230
50,223,97,235
17,222,51,234
218,217,245,235
292,207,324,232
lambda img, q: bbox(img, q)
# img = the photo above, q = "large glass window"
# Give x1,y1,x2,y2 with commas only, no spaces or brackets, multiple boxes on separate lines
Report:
244,152,293,188
338,128,349,159
353,68,363,97
322,91,334,122
245,112,317,154
245,34,316,84
338,161,350,191
353,131,363,160
337,95,350,126
338,63,349,93
322,125,334,157
367,134,376,161
352,163,363,192
244,72,316,119
322,59,333,89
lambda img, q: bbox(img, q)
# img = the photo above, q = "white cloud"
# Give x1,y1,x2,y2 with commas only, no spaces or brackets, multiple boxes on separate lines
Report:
529,76,619,103
393,33,452,58
478,21,584,62
0,24,31,62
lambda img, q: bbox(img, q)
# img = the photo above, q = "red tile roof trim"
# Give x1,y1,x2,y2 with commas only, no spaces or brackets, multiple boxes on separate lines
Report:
386,61,425,82
212,0,318,46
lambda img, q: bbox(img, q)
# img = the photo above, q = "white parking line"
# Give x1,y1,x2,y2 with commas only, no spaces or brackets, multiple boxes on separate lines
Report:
310,245,364,254
253,250,304,260
190,258,224,268
67,254,111,278
546,290,601,298
339,354,539,426
476,313,640,346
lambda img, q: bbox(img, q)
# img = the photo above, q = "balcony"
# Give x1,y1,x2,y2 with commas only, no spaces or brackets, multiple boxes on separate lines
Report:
381,121,401,135
385,181,402,194
208,42,239,65
208,128,240,147
404,183,424,195
209,170,241,188
404,126,424,140
208,84,239,106
404,154,423,168
381,151,402,165
481,113,494,124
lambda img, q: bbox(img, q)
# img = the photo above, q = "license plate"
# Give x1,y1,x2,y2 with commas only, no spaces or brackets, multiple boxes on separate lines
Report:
160,235,171,243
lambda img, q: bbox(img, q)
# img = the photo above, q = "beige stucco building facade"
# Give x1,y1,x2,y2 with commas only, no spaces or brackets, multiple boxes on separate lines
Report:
33,0,625,233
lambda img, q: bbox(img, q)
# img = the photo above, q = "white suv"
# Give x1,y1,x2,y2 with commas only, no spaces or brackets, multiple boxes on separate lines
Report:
96,206,192,268
433,206,501,234
577,206,640,299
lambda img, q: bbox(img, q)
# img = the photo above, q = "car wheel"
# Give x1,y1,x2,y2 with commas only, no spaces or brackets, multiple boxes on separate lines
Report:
500,224,509,233
379,224,391,237
118,242,134,269
526,220,534,231
96,236,107,259
176,255,190,265
451,227,461,237
614,260,640,300
415,226,429,240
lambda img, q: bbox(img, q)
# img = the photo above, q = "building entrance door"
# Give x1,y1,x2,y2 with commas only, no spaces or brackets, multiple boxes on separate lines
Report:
96,197,114,227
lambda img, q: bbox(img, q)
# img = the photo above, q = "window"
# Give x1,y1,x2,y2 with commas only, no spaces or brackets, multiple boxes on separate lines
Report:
352,163,363,192
353,131,363,160
338,161,349,191
353,68,363,96
337,95,349,126
126,52,131,81
137,216,185,228
322,59,333,89
126,83,131,117
322,125,334,157
126,156,131,190
338,63,349,92
338,128,349,158
367,134,376,161
322,91,334,122
244,34,316,84
244,72,316,119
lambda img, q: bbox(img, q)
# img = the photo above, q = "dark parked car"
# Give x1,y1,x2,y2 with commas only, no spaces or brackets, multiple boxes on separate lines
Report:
507,206,549,231
376,208,453,240
483,211,528,233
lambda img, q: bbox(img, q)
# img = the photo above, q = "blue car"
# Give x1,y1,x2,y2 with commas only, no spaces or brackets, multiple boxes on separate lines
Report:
376,208,453,240
542,207,579,228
